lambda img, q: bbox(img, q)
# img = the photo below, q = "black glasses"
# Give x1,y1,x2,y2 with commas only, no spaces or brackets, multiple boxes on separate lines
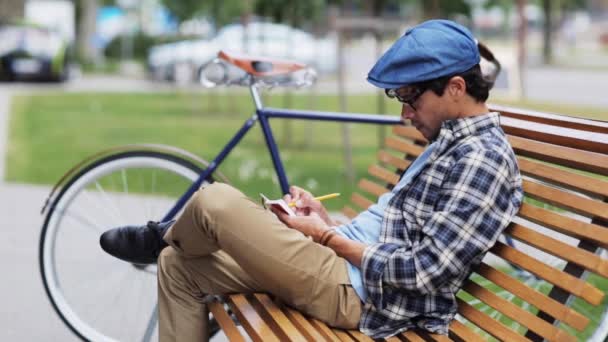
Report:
385,86,426,110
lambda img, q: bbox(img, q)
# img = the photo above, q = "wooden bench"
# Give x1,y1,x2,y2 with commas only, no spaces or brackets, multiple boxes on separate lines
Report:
208,105,608,341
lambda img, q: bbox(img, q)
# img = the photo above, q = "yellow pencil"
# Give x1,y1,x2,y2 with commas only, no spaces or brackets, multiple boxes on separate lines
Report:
288,193,340,207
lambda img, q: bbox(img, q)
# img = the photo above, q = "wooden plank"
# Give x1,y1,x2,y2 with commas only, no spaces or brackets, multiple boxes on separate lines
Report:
378,150,412,170
227,294,280,342
475,263,589,331
208,301,246,342
332,329,356,341
393,125,428,142
358,178,389,198
505,223,608,277
523,179,608,220
341,206,358,219
401,330,426,341
502,116,608,154
489,103,608,134
346,330,374,341
351,193,374,210
368,164,399,186
456,298,528,342
508,135,608,174
283,308,327,341
385,136,426,156
517,158,608,198
449,320,482,341
462,282,576,341
518,203,608,249
309,318,342,341
490,242,604,306
251,294,307,341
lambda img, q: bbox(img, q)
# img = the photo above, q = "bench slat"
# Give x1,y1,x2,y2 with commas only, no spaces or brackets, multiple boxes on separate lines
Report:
378,150,412,170
251,294,307,341
518,203,608,249
449,320,483,341
358,179,389,198
523,179,608,220
208,301,246,342
393,125,427,142
386,136,425,156
332,329,356,341
502,116,608,154
456,298,528,342
309,318,342,341
227,294,280,342
346,329,374,341
490,242,604,305
517,158,608,198
508,135,608,174
489,104,608,134
368,165,399,186
462,282,576,342
283,308,327,341
505,223,608,277
351,193,374,210
400,330,427,341
342,206,358,219
475,263,589,331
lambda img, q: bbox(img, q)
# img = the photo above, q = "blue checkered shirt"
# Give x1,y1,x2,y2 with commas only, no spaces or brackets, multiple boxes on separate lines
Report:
360,112,523,338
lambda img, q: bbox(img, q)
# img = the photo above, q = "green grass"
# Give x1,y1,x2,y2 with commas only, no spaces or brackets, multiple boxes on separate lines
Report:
6,91,402,210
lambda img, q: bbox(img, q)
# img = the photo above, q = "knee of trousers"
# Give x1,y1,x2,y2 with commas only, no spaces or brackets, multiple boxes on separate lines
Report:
190,182,243,220
158,247,197,293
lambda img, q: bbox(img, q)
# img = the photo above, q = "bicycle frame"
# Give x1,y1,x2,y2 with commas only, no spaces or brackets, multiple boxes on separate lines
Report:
162,85,403,221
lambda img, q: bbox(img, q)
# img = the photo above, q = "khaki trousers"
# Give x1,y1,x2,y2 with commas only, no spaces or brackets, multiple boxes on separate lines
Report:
157,183,362,341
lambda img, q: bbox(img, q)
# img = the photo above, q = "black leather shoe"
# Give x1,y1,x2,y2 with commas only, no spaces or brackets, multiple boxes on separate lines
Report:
99,220,175,264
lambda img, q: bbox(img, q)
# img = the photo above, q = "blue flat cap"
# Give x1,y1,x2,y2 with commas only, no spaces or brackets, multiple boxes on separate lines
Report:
367,19,479,89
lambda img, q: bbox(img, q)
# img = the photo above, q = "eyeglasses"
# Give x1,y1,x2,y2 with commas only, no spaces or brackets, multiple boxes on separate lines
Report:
385,86,426,110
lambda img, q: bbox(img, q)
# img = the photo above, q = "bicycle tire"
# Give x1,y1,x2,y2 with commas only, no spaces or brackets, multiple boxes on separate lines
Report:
39,150,211,341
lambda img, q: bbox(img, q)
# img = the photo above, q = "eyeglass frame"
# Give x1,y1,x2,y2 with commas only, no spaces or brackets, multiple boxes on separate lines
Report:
385,86,428,110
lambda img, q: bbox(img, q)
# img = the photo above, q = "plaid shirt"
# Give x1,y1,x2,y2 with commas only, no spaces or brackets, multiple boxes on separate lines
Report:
360,112,523,338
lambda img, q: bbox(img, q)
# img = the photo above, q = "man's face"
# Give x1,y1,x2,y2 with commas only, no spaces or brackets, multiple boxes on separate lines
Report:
391,85,450,141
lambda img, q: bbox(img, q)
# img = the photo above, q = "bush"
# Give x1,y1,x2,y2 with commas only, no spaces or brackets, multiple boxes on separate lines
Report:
104,33,202,60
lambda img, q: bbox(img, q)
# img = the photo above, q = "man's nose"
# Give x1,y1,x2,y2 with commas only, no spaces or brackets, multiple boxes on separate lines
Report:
401,105,414,119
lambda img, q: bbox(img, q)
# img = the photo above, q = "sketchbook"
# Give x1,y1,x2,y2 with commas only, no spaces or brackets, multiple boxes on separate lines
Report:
260,193,296,217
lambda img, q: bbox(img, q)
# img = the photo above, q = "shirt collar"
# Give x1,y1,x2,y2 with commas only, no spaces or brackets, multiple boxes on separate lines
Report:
437,112,500,141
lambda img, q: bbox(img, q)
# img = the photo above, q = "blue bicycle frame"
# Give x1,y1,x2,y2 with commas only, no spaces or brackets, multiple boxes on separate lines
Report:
162,85,403,221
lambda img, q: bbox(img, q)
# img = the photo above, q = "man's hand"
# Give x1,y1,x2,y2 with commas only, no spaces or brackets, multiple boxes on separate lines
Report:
283,186,335,225
272,210,331,243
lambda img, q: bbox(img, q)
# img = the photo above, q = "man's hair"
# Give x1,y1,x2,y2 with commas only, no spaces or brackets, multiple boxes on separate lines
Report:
412,42,500,103
414,64,491,103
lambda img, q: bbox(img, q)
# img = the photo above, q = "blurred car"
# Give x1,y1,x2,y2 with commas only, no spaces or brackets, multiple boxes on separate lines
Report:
0,22,71,82
147,22,337,84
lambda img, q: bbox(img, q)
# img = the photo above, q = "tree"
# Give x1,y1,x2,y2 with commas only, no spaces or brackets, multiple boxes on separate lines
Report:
0,0,25,21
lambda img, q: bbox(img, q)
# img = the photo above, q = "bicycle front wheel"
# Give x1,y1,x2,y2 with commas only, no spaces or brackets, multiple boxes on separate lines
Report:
39,150,208,341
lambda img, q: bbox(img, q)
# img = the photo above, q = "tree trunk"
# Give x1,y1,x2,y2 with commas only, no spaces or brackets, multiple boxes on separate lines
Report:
542,0,553,65
0,0,25,21
77,0,98,63
516,0,527,99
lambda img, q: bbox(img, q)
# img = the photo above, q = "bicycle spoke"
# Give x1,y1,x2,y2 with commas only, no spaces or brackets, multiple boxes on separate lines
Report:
94,181,127,224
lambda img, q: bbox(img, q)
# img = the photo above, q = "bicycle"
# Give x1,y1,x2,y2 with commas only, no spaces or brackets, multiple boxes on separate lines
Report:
38,50,403,341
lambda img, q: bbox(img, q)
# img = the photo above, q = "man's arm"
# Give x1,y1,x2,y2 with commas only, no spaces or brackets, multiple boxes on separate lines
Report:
361,150,521,308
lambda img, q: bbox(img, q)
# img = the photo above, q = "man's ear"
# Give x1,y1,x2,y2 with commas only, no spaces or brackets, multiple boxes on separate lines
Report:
447,76,466,98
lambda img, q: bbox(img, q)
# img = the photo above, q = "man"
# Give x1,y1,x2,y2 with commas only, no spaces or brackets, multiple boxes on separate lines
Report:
100,19,523,340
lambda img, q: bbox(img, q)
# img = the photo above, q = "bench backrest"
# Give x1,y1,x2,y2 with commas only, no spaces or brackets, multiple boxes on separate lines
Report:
341,105,608,341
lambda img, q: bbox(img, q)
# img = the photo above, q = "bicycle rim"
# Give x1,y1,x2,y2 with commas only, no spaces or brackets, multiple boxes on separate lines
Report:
39,151,206,341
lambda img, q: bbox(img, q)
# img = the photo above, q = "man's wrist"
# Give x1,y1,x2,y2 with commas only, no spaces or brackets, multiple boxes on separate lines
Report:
317,228,336,245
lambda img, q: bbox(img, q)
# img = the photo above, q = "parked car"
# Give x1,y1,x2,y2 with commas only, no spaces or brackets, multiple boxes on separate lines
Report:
147,22,337,83
0,22,71,82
